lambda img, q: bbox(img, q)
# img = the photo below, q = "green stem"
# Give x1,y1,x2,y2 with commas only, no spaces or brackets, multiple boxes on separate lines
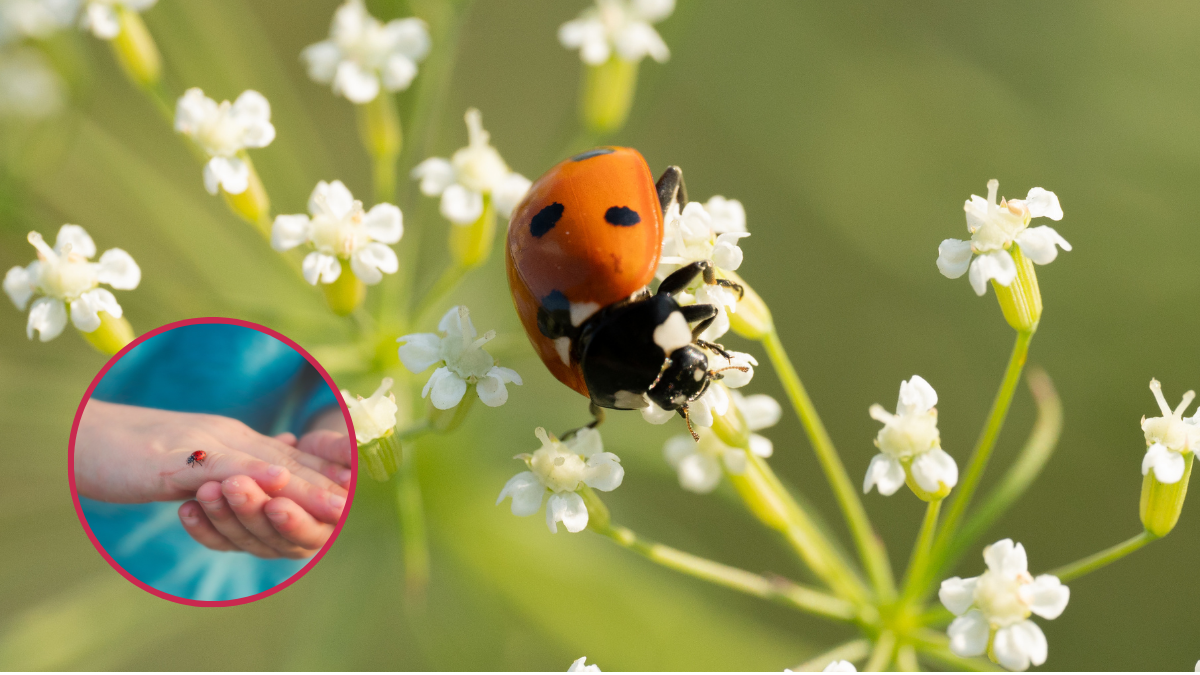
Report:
792,639,871,672
412,263,467,329
1046,530,1156,583
926,330,1033,588
762,328,895,601
863,630,895,672
395,445,430,598
895,644,919,672
591,523,858,623
900,498,942,602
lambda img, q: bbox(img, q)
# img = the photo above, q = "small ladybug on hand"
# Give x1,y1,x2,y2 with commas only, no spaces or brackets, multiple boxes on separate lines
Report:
506,147,745,437
186,450,207,468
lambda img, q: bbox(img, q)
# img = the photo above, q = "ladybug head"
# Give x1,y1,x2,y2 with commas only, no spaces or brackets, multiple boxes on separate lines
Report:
647,345,711,411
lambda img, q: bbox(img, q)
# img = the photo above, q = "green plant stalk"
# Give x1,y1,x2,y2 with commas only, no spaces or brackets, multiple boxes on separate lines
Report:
356,93,402,204
590,522,858,622
395,445,430,597
925,329,1033,591
895,644,919,672
762,328,896,601
791,639,870,672
900,498,942,603
863,630,895,672
1046,530,1157,583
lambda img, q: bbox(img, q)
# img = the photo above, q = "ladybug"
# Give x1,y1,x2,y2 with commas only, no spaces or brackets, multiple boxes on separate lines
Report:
506,147,744,434
186,450,207,468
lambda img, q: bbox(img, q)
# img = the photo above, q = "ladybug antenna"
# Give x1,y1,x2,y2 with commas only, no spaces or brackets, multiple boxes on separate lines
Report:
681,406,699,441
710,365,750,380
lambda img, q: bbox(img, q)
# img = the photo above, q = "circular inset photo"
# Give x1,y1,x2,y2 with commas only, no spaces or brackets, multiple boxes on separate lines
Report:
68,318,355,606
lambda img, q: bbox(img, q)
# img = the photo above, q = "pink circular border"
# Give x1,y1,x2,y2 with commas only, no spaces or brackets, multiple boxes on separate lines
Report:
67,317,356,607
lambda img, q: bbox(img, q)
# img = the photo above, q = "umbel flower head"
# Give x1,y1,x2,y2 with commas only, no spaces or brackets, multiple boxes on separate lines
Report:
864,375,958,500
568,656,601,672
940,539,1069,671
4,225,140,342
342,377,398,444
411,108,531,225
0,0,77,44
81,0,156,40
398,305,522,410
271,180,402,286
663,391,780,493
497,427,623,533
174,88,275,196
559,0,673,65
641,350,757,428
1141,378,1199,484
301,0,430,104
938,179,1071,296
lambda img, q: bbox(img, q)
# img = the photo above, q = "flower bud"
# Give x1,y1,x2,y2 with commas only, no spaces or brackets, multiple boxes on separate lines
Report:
222,153,271,234
322,260,366,316
429,385,476,433
723,270,773,340
580,56,638,134
358,429,402,482
110,6,160,88
580,484,612,532
1140,451,1193,537
80,311,134,355
448,195,496,269
903,459,953,502
991,245,1042,332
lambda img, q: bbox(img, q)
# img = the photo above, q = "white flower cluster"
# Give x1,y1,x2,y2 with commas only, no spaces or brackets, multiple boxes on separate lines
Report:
342,377,398,445
863,375,958,498
4,225,139,341
641,349,757,428
663,391,780,493
568,656,601,672
940,539,1069,671
174,88,275,196
398,306,522,410
272,180,402,286
559,0,673,65
937,179,1071,296
1141,379,1199,484
81,0,155,40
302,0,430,104
497,427,623,533
412,108,531,226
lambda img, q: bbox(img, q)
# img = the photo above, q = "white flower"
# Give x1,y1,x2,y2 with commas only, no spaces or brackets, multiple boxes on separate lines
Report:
938,179,1070,296
174,87,275,196
0,0,78,45
397,305,522,410
411,108,530,224
822,661,856,672
497,427,622,533
568,657,601,672
341,377,397,444
1140,379,1199,485
663,391,779,494
559,0,673,65
271,180,402,286
939,539,1069,672
301,0,429,104
0,47,65,118
4,225,140,342
864,375,958,497
80,0,155,40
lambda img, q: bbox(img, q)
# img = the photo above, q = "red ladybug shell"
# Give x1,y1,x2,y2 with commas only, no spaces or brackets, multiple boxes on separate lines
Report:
187,450,207,467
506,147,664,397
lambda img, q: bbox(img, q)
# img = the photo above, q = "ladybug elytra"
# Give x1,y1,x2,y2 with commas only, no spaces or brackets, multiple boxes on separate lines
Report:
186,450,207,468
506,147,745,434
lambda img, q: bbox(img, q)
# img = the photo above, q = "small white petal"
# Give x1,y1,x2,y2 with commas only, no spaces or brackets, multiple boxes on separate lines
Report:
496,471,545,517
381,55,417,91
747,433,773,458
1024,187,1063,221
207,156,250,195
363,203,403,244
968,250,1017,296
937,238,973,279
476,372,510,407
301,252,341,285
55,224,96,259
96,249,140,290
301,41,341,83
738,393,781,430
1015,226,1071,265
566,426,603,457
492,172,532,220
993,620,1047,671
396,332,442,373
642,400,674,424
232,91,273,137
722,447,748,474
545,491,588,533
910,447,958,494
689,398,715,428
567,655,601,672
615,22,668,63
426,366,468,410
384,17,431,60
333,60,381,103
821,661,857,673
663,435,695,469
583,452,624,492
897,374,938,414
69,288,120,332
983,538,1028,577
1022,575,1070,620
26,296,66,341
271,214,311,252
4,265,36,310
704,195,746,233
1153,447,1186,484
676,452,722,493
711,235,745,271
323,180,356,219
938,576,978,616
863,453,905,496
946,609,989,658
411,157,456,196
440,184,485,225
350,242,398,285
84,3,119,39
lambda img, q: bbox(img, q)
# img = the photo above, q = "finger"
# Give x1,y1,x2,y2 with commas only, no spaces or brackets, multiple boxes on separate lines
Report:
223,476,315,559
167,447,290,496
298,430,354,486
271,473,348,526
224,435,347,497
178,500,240,552
263,497,333,551
196,480,280,559
274,432,298,447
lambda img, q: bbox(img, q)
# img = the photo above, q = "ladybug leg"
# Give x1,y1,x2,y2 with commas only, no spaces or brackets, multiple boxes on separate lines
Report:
561,402,607,441
680,303,718,335
655,165,688,212
657,260,710,296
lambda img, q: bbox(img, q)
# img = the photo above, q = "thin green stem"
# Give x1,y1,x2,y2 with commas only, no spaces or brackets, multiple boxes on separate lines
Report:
1047,530,1157,583
412,263,467,329
900,498,942,602
863,630,895,672
762,328,895,601
926,330,1033,589
895,644,919,672
591,523,858,623
791,639,870,672
395,446,430,598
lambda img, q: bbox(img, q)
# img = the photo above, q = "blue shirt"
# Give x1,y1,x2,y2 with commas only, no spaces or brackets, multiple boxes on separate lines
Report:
80,322,339,602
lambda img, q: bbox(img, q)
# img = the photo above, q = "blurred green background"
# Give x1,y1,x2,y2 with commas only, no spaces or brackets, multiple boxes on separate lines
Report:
2,0,1199,670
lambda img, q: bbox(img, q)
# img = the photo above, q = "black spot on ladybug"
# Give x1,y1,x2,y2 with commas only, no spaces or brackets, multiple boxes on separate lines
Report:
541,289,569,311
571,148,615,161
530,202,564,238
537,289,574,340
605,206,640,227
